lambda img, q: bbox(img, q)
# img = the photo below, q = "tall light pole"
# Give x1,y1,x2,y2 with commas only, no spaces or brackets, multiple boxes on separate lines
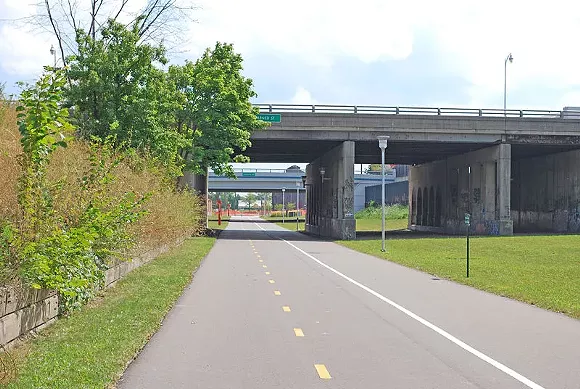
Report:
378,136,389,252
319,167,326,236
504,53,513,116
296,181,301,231
282,188,286,224
50,45,57,67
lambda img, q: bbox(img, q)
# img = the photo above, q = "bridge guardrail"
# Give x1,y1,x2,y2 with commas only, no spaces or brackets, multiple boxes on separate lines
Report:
254,104,575,119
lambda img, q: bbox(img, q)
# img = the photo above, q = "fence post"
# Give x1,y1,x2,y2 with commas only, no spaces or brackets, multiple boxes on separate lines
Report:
312,105,315,113
354,106,358,114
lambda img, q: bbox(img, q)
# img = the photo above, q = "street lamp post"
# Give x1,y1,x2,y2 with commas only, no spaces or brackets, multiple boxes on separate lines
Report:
296,181,301,231
319,167,326,237
50,45,57,67
378,136,390,252
301,175,309,226
504,53,513,116
282,188,286,224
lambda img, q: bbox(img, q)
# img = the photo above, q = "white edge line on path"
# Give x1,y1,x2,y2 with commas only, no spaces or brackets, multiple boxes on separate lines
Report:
254,222,545,389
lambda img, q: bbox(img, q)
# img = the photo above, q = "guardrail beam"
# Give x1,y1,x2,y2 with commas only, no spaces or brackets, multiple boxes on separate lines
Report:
251,104,573,119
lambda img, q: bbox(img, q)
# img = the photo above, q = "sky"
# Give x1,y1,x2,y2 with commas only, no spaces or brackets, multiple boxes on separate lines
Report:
2,0,580,170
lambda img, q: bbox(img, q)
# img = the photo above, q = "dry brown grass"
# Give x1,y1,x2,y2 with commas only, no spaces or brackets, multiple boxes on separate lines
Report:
0,104,22,223
1,104,204,278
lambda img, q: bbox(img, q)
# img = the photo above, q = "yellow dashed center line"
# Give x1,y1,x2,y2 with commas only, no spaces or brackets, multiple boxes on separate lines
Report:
269,280,275,284
282,306,291,312
257,254,261,258
265,271,270,275
262,265,267,268
259,259,264,263
294,328,304,337
314,364,331,379
274,290,281,296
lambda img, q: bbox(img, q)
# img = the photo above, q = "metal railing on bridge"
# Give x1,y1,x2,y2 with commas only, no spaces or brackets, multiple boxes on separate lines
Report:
209,168,303,174
254,104,580,119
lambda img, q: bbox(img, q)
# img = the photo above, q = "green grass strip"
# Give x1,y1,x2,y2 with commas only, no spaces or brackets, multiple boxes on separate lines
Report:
339,235,580,319
5,237,215,389
267,218,408,233
355,218,408,231
208,220,229,230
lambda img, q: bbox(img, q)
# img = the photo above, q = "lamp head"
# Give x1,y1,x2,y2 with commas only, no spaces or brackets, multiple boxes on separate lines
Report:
377,135,389,150
319,167,326,177
282,187,285,192
50,45,55,56
301,175,307,186
508,53,513,63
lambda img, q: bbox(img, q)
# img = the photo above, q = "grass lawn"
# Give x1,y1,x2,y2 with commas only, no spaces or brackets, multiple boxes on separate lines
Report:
273,221,305,232
208,216,230,222
2,237,215,389
356,218,408,231
208,220,229,230
338,235,580,319
265,217,407,233
260,216,305,232
262,216,305,223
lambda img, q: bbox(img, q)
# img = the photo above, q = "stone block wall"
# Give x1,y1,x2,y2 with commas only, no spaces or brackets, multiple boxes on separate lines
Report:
0,288,59,348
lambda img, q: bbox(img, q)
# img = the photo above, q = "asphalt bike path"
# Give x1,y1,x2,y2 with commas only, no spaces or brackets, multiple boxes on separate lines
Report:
118,216,580,389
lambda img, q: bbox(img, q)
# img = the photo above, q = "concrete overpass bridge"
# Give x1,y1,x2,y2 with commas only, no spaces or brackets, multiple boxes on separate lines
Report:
208,168,399,212
239,104,580,239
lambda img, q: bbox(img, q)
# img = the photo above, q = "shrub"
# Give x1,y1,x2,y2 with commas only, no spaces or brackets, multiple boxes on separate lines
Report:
0,69,204,311
355,203,409,220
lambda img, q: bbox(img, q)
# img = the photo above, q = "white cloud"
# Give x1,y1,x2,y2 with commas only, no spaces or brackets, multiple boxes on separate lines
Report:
291,86,315,104
0,25,53,76
3,0,580,109
0,0,162,77
185,0,416,66
418,0,580,108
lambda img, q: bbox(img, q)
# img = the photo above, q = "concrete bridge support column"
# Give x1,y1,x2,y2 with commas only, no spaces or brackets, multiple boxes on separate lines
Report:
305,141,356,240
497,144,513,235
409,144,513,236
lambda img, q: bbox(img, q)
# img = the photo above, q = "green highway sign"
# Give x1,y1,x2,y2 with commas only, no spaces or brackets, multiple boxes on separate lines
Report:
257,113,281,123
241,172,256,177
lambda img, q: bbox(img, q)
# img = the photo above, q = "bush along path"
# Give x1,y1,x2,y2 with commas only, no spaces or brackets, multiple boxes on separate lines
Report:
2,237,215,389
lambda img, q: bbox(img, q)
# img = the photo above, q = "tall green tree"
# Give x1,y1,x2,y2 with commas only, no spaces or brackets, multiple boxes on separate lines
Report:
243,193,257,209
66,19,187,167
169,43,268,178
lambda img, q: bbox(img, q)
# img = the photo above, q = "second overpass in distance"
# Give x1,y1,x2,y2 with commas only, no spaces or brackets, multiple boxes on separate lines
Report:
208,168,404,212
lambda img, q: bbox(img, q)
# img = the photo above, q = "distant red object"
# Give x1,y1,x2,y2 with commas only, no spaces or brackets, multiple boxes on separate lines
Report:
217,200,222,225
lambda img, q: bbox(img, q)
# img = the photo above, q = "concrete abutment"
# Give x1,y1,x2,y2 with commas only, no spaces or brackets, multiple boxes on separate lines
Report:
409,144,513,236
512,148,580,233
305,141,356,240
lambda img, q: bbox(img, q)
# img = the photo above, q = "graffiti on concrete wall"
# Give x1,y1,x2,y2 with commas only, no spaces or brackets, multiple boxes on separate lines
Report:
473,188,481,204
474,220,500,235
343,177,354,217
